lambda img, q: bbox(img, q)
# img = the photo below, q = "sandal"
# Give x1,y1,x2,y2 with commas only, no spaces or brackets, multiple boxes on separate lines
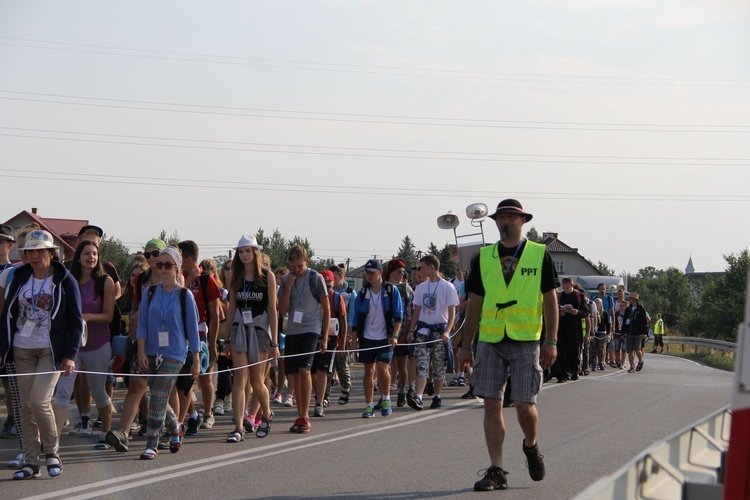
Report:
169,425,183,454
140,447,158,460
13,463,40,480
457,377,466,387
583,370,590,376
8,450,26,468
45,453,63,477
256,415,273,439
226,429,244,443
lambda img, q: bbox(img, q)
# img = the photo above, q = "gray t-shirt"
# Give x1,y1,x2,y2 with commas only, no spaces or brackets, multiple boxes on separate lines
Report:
279,269,327,336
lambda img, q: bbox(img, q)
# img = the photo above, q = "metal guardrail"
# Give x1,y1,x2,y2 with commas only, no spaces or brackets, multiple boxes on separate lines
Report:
663,336,737,353
575,406,731,499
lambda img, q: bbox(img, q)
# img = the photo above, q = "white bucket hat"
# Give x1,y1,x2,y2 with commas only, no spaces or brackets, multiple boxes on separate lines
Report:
235,235,263,250
20,230,58,251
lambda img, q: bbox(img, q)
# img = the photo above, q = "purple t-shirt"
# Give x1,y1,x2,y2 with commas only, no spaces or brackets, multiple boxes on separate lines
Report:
79,279,110,352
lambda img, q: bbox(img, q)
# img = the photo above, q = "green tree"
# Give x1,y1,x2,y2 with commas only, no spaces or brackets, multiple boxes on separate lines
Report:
99,235,132,284
694,249,750,341
262,228,290,270
630,267,694,330
585,258,616,276
439,243,457,279
526,227,543,243
158,229,180,246
396,235,419,271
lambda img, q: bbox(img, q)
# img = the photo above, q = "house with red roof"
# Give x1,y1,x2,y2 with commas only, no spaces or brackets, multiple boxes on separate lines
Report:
3,208,88,262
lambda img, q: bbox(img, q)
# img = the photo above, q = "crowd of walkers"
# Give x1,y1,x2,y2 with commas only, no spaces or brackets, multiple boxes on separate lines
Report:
0,212,659,490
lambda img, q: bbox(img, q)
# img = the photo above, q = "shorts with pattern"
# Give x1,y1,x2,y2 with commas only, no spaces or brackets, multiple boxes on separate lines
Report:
472,340,542,404
415,336,447,383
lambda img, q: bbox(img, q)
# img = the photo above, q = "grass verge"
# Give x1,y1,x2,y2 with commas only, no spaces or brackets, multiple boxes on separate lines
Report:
662,346,735,371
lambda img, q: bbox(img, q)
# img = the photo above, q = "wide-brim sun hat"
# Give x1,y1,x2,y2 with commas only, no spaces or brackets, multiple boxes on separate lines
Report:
19,230,58,251
235,234,263,250
488,199,533,222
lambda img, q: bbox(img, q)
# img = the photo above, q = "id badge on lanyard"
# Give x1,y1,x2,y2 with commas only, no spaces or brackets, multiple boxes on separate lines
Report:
242,308,254,326
158,328,170,347
293,309,304,324
19,319,36,338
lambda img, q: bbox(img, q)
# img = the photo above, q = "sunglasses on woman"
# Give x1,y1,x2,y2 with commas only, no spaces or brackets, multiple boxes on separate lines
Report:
155,262,175,270
144,250,160,258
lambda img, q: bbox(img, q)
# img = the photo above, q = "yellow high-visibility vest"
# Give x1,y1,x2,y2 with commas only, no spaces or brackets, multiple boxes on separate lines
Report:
478,241,545,343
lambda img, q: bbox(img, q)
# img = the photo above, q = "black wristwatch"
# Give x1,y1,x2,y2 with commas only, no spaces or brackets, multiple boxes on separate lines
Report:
270,343,279,348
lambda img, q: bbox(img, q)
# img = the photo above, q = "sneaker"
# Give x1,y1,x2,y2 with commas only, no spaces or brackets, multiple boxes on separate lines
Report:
185,416,200,436
362,405,374,418
137,421,148,436
243,415,257,433
157,434,171,450
430,396,442,409
425,381,435,396
271,393,282,405
461,389,475,399
95,435,110,450
93,417,103,428
627,368,635,373
105,429,129,453
474,465,508,491
374,398,383,411
314,404,325,417
407,394,423,411
68,420,83,436
283,395,295,407
296,416,311,433
323,399,330,408
338,391,350,405
289,417,304,433
397,392,406,407
200,413,215,429
1,418,15,438
213,401,225,415
522,441,546,481
78,419,93,437
380,399,392,417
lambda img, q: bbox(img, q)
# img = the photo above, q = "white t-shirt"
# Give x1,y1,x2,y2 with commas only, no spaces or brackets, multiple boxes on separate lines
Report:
14,274,55,349
363,288,387,340
414,278,459,324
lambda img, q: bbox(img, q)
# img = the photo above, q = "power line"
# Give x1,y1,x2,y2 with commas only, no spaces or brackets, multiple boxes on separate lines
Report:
2,168,748,202
2,91,747,130
1,37,748,88
1,127,747,164
1,94,748,133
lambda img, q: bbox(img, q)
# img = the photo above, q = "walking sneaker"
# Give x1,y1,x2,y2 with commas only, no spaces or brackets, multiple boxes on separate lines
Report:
338,391,350,405
362,405,374,418
397,392,406,407
474,466,508,491
296,416,311,433
425,381,435,396
407,394,423,411
243,415,257,433
283,395,295,407
374,398,383,411
314,404,325,417
271,393,282,405
380,399,392,417
2,417,15,438
289,417,305,433
157,433,171,450
213,401,225,415
461,388,475,399
200,413,215,429
522,441,546,481
105,429,129,453
430,396,442,409
68,420,83,436
78,418,93,436
93,417,103,428
185,416,200,436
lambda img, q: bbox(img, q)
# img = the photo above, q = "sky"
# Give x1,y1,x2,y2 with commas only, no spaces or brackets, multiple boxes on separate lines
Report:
1,0,749,275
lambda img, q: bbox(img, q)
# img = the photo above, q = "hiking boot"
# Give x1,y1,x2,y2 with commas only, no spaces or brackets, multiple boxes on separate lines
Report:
430,396,442,409
474,465,508,491
522,441,546,481
380,399,392,417
397,392,406,407
105,429,129,453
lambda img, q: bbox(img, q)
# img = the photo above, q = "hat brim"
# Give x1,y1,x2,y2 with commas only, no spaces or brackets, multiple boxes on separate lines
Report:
78,225,104,238
234,244,263,251
0,235,15,243
489,209,533,222
19,244,58,251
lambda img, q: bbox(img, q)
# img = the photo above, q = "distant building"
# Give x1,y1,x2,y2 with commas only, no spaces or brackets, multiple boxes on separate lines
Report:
684,256,724,283
3,208,89,263
541,232,601,276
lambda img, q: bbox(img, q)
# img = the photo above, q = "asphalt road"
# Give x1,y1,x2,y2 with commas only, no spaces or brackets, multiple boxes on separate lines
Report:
0,353,734,499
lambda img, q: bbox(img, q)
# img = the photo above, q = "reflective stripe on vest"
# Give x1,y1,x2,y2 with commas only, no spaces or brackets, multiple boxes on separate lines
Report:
478,241,545,343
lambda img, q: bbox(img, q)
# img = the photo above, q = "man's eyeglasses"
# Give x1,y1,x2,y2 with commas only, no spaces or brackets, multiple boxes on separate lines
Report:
155,262,175,270
144,250,160,259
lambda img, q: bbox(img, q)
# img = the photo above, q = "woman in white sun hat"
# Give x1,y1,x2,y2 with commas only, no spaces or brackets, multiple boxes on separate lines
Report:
0,229,83,480
225,235,279,443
